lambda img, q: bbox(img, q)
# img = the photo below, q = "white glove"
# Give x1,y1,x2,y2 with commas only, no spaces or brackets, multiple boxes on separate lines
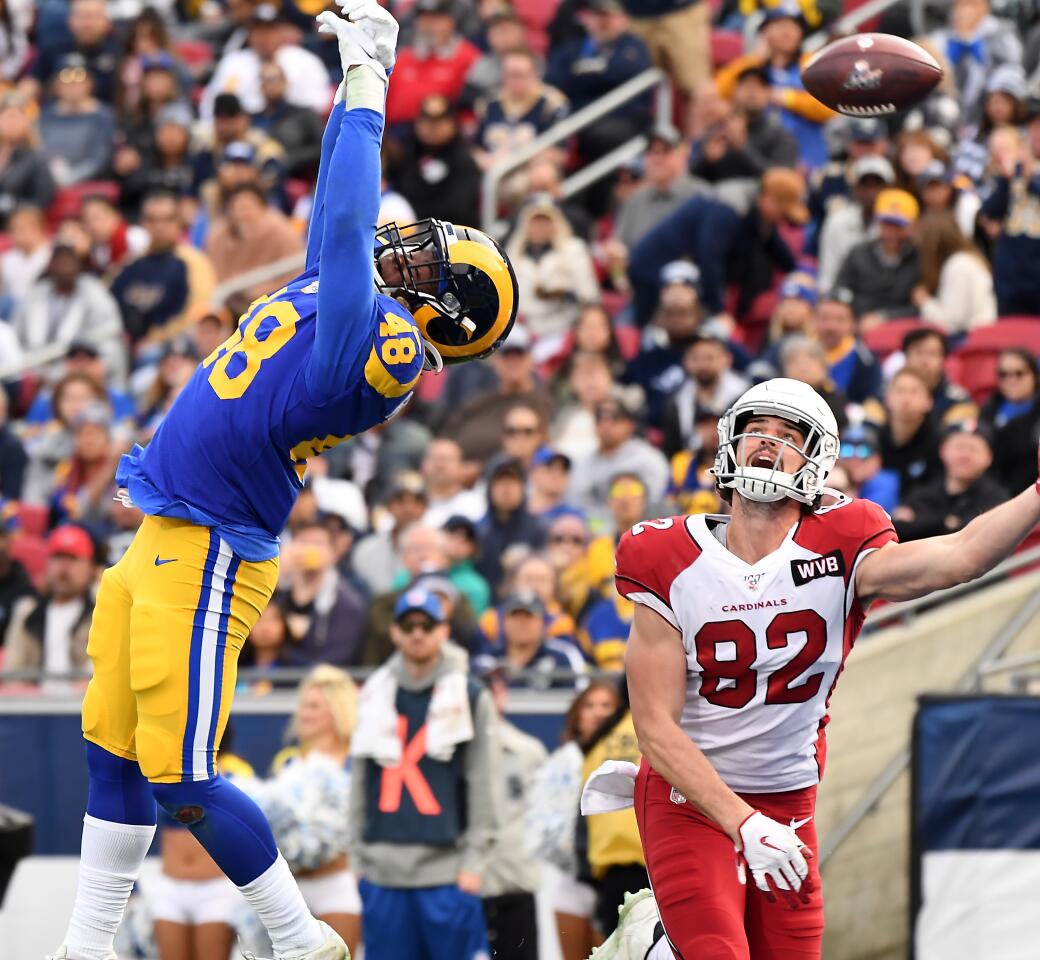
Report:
736,811,813,909
316,11,386,86
336,0,399,73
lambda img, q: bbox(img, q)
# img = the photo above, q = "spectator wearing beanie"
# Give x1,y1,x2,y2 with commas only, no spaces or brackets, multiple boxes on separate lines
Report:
622,261,706,428
834,188,921,323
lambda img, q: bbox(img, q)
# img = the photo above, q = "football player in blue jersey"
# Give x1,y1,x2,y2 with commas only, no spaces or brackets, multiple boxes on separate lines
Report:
50,4,517,959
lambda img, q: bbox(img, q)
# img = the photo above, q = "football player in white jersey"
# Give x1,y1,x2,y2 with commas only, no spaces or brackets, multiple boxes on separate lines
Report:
589,378,1040,960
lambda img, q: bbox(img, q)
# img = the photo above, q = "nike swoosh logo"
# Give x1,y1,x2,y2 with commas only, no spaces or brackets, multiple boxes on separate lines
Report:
790,817,812,831
154,556,177,566
760,837,785,852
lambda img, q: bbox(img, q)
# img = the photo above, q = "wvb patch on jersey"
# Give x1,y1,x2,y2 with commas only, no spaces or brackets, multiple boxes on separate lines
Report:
790,549,846,586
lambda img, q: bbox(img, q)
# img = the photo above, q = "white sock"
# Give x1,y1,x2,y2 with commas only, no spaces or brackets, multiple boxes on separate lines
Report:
237,855,324,955
646,937,675,960
62,815,156,960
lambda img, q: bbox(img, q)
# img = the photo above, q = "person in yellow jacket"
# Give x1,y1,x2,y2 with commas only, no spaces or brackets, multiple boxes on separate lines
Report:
714,4,836,169
578,681,647,939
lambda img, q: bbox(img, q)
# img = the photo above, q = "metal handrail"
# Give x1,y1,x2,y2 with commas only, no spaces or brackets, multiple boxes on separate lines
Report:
819,570,1040,865
480,67,672,237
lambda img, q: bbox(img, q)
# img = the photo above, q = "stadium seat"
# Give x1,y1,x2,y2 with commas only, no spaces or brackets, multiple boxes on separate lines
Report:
711,30,744,69
10,536,49,588
953,318,1040,403
16,504,48,539
47,181,120,229
174,39,215,78
861,318,928,364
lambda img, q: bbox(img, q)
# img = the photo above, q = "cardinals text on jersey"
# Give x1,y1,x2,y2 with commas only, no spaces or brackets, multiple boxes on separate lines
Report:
615,496,896,792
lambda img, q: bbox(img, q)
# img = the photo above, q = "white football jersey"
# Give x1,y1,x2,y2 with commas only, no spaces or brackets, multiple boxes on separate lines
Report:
615,496,896,793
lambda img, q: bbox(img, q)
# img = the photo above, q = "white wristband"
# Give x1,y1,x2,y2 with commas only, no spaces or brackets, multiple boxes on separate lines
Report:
345,64,388,113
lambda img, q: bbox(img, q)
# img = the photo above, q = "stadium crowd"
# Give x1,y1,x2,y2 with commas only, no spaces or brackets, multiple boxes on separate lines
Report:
3,0,1040,956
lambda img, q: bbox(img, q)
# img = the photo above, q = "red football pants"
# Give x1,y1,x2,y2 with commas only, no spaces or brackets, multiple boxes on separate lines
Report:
634,761,824,960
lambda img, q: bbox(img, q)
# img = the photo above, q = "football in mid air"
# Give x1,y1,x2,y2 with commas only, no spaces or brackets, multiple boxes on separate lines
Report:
801,33,943,117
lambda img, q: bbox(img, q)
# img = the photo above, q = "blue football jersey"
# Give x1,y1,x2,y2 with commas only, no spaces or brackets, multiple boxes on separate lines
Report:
117,104,423,561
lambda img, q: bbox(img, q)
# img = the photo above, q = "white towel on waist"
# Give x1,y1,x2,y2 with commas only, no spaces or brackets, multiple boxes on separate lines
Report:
352,661,474,765
580,760,640,815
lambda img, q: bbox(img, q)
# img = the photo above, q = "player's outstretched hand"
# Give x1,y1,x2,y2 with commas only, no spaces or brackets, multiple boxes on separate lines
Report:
316,11,386,84
336,0,399,72
737,811,814,910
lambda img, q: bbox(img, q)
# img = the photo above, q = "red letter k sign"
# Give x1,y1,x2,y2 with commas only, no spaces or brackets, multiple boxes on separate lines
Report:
378,716,442,815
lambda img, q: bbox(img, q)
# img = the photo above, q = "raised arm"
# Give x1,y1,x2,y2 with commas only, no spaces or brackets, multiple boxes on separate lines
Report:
305,9,394,399
626,603,752,840
305,99,348,271
857,483,1040,602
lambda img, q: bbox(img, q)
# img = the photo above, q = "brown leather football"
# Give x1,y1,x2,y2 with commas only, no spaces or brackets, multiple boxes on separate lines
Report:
801,33,943,117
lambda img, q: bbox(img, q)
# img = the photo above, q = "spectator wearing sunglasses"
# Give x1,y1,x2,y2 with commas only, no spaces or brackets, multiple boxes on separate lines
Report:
501,405,548,471
835,422,900,513
978,348,1040,493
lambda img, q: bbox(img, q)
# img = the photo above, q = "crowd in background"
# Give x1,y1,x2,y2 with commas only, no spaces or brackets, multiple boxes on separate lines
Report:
1,0,1040,957
0,0,1040,691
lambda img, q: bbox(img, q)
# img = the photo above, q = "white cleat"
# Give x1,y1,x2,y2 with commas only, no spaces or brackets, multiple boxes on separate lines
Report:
589,888,662,960
48,950,117,960
243,922,350,960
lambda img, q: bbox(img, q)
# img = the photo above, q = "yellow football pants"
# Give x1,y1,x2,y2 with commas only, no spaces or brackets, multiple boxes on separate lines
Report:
81,516,278,783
